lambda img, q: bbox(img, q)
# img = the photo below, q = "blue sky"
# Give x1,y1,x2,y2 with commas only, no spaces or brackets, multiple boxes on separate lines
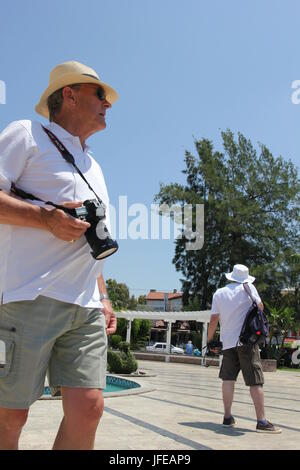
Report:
0,0,299,298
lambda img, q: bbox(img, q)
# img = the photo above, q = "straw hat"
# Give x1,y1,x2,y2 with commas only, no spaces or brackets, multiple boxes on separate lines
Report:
35,60,118,119
225,264,255,284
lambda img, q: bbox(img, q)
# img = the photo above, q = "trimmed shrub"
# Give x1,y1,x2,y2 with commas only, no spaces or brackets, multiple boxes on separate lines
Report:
110,334,123,349
107,342,138,374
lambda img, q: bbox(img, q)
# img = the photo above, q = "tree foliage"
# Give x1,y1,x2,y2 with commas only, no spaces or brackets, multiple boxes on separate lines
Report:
155,130,299,308
106,278,130,310
106,279,139,311
107,342,138,374
265,302,296,347
137,295,147,305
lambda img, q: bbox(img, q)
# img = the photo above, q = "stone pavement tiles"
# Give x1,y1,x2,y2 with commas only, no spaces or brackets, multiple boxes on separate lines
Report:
19,360,300,450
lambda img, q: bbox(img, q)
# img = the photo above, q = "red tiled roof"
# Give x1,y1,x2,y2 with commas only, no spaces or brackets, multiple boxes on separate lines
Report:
146,291,183,301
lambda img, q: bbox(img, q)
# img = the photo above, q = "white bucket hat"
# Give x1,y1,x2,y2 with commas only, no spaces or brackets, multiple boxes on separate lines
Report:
225,264,255,284
35,60,118,119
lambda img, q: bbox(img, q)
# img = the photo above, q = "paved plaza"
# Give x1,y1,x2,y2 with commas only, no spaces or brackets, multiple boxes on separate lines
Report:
20,359,300,450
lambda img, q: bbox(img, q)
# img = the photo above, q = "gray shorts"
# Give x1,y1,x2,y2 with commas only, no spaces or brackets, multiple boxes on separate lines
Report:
0,295,107,409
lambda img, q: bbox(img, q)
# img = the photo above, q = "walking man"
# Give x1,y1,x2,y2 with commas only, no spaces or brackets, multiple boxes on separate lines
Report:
208,264,281,433
0,61,118,449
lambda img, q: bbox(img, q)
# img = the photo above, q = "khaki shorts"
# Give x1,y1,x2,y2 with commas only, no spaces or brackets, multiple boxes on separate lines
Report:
0,295,107,409
219,344,264,386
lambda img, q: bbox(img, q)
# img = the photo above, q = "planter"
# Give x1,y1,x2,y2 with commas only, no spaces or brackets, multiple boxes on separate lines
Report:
261,359,277,372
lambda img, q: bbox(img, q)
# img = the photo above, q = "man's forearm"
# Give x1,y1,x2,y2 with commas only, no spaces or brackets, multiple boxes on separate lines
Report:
0,190,90,242
0,190,45,228
207,315,220,342
97,274,108,296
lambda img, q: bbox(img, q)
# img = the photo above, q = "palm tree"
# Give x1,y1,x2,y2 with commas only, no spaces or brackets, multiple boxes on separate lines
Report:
264,303,296,361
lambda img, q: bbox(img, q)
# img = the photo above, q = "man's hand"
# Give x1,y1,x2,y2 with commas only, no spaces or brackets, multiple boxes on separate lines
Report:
207,314,220,353
41,201,90,242
101,298,117,335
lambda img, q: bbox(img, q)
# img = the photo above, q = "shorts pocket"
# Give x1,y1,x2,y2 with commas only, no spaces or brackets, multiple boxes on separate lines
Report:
0,333,15,378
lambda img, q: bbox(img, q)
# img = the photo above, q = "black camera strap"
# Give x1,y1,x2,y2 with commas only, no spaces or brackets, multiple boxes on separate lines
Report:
42,126,103,206
10,182,64,211
11,125,104,208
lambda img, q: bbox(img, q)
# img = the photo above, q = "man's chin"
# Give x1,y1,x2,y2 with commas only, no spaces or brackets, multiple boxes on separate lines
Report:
93,120,106,133
97,117,107,130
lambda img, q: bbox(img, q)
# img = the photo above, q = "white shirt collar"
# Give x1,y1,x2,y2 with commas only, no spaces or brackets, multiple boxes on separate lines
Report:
46,122,90,152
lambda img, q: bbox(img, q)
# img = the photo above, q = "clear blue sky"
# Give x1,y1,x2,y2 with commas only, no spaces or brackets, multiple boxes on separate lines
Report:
1,0,299,298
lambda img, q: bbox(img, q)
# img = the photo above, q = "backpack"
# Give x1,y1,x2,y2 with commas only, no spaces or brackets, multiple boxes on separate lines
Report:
238,283,269,347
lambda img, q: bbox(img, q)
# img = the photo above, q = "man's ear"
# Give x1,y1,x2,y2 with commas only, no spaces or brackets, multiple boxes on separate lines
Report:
62,86,77,105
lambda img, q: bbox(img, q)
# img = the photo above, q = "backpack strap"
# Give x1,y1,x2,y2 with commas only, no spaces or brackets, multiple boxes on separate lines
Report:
243,283,257,305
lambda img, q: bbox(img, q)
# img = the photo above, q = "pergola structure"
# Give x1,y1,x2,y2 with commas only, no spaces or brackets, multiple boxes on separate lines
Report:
115,310,212,353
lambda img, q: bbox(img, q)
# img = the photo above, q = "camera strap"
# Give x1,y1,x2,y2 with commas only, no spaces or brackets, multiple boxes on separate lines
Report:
10,182,64,211
42,126,103,206
11,125,104,208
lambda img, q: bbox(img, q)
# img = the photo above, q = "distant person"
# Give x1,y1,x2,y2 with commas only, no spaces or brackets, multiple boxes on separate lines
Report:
207,264,281,433
0,61,118,449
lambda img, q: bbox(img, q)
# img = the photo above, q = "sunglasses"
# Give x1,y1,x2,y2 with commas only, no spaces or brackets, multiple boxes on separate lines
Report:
71,83,106,101
95,86,106,101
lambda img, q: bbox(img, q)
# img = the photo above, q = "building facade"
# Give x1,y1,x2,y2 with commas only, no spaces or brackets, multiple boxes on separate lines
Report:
146,289,183,312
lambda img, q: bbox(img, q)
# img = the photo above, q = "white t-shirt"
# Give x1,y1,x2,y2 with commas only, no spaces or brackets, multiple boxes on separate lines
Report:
210,282,262,350
0,120,111,308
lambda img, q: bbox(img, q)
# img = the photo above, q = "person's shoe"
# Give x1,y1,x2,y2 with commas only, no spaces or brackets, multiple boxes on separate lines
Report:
256,420,282,433
222,416,236,427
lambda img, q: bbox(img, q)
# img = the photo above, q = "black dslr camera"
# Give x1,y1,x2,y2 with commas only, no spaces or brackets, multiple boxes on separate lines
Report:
67,199,118,260
207,340,223,354
10,183,118,260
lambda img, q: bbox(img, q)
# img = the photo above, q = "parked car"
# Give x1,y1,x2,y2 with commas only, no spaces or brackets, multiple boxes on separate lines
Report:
146,342,184,354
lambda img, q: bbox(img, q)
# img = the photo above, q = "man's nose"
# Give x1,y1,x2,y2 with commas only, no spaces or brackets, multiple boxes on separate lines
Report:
103,99,112,109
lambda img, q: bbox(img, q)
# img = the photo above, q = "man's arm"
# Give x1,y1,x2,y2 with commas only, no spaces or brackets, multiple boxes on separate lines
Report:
97,273,117,335
0,190,90,241
207,314,220,343
0,189,46,227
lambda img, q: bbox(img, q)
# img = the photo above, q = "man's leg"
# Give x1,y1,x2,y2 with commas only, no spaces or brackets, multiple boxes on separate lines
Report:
0,408,29,450
250,385,265,421
238,345,265,421
219,348,239,422
52,387,104,450
222,381,235,418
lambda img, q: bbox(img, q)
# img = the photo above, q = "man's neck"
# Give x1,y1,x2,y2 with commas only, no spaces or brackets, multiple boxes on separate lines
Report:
52,117,87,149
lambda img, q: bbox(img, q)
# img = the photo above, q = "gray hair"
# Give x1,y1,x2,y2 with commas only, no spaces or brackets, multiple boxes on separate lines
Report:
47,84,81,122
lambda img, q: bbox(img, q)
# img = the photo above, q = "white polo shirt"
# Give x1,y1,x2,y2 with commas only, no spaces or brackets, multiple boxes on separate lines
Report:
210,282,262,350
0,120,111,308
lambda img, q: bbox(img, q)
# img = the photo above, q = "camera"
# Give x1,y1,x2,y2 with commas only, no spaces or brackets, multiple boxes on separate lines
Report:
66,199,118,260
207,340,223,354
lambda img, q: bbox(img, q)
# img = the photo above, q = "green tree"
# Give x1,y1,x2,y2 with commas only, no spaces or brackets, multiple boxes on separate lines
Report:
106,278,130,310
155,130,299,308
262,303,298,363
184,296,202,311
266,303,295,348
128,295,138,310
137,295,147,305
106,279,139,311
130,319,151,349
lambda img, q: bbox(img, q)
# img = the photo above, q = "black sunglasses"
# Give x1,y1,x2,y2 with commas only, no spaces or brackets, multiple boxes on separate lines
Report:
71,83,106,101
95,86,106,101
